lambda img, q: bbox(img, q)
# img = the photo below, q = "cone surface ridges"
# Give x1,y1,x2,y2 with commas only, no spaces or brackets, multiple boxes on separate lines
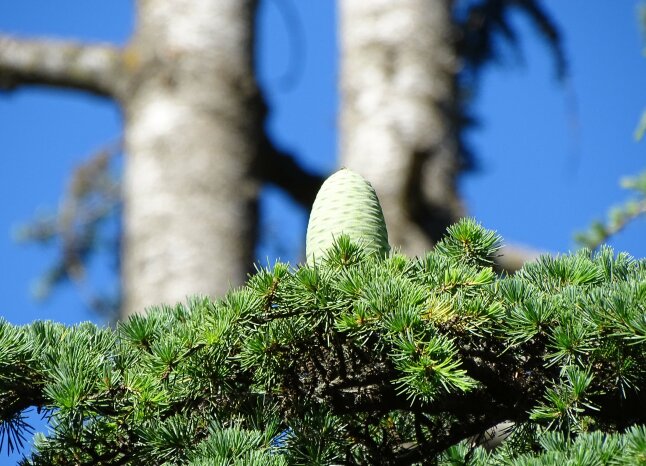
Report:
306,168,390,264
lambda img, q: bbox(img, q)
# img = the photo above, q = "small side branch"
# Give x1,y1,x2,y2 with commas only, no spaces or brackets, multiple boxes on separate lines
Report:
259,137,325,208
0,35,123,97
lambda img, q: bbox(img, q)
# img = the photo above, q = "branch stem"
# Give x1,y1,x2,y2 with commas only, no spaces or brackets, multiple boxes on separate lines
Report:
0,35,124,97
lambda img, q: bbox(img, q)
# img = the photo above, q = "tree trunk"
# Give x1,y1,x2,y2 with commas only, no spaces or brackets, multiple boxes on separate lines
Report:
339,0,464,258
120,0,261,316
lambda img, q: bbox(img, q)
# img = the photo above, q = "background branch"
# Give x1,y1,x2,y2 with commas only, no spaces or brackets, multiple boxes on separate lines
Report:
259,137,325,208
0,35,123,97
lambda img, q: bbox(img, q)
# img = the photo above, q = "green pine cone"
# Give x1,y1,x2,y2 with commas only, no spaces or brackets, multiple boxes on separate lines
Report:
306,168,390,265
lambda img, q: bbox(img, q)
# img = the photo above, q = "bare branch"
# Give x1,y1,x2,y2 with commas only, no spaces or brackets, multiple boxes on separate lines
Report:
259,137,325,208
0,35,124,97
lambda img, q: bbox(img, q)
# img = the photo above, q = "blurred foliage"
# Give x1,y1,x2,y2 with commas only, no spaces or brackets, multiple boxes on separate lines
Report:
1,220,644,465
454,0,567,169
15,142,122,319
455,0,566,81
637,3,646,141
575,172,646,250
576,6,646,251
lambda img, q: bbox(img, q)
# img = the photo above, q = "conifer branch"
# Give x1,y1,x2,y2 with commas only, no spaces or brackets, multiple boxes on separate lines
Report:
1,221,644,464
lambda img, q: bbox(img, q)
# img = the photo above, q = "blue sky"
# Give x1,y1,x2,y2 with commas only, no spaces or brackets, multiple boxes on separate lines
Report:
0,1,645,460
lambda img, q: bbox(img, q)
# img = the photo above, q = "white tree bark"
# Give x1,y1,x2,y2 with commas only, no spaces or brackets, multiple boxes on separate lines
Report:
120,0,260,316
0,36,123,96
339,0,464,257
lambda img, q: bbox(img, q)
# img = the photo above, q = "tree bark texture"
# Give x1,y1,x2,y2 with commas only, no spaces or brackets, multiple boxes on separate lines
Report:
339,0,464,258
120,0,261,316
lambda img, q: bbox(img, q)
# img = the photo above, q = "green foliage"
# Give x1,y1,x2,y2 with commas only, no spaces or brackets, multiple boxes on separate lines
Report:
1,219,645,465
437,425,646,465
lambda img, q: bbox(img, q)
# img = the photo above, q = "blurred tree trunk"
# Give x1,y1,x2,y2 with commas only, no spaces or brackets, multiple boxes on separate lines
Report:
120,0,261,316
339,0,464,258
